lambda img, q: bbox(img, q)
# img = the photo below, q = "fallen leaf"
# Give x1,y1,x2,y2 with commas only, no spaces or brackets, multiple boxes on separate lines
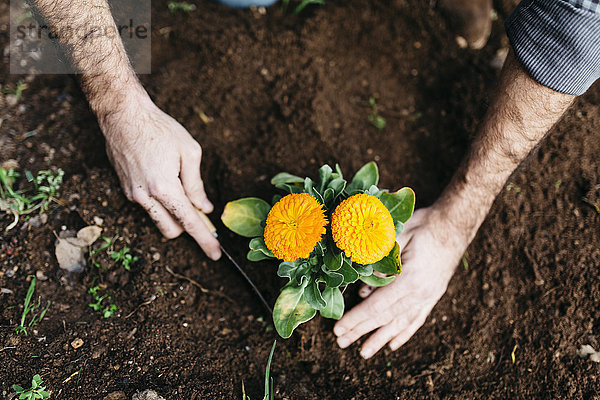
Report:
77,225,102,246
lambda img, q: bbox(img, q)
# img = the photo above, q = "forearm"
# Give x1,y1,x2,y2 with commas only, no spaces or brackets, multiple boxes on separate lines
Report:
432,51,575,245
28,0,148,120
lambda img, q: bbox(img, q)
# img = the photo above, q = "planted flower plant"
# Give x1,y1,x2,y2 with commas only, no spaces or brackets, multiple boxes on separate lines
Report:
221,162,415,338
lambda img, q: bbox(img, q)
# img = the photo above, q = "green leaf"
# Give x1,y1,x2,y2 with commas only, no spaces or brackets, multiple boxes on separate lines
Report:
271,172,304,185
273,282,317,338
338,260,359,284
277,261,296,279
249,237,275,258
380,187,415,224
353,264,374,276
221,198,271,237
320,287,345,320
275,183,303,194
264,341,276,398
320,265,344,288
12,385,24,393
347,161,379,193
323,188,335,204
318,164,333,192
247,249,272,262
359,274,396,287
335,163,344,179
369,243,401,275
304,280,326,310
323,247,343,271
327,177,346,196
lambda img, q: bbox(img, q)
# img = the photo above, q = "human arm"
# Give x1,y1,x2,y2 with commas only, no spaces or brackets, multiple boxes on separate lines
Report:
27,0,221,260
333,50,575,358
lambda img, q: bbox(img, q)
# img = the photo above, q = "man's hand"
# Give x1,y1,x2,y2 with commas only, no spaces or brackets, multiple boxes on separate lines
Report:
334,207,466,359
101,94,221,260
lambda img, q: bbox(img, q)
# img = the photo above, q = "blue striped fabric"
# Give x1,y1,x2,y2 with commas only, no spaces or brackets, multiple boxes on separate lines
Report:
506,0,600,95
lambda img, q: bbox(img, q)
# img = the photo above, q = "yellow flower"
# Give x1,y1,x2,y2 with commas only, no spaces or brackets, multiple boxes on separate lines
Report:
264,193,327,262
331,193,396,265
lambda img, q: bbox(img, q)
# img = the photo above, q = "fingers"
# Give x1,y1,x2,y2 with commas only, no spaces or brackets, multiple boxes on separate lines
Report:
131,189,184,239
336,312,393,349
151,182,222,261
360,322,405,359
180,147,214,213
389,311,429,351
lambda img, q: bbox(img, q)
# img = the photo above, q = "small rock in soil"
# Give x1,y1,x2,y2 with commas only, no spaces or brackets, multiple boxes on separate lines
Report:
103,392,127,400
35,270,48,281
71,338,84,349
132,389,166,400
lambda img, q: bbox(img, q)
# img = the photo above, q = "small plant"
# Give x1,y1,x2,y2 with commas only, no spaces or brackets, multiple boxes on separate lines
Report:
12,374,49,400
367,97,386,131
0,167,64,231
110,246,139,271
242,341,277,400
282,0,325,14
222,162,415,337
168,1,196,13
2,80,28,101
88,285,118,318
16,276,51,335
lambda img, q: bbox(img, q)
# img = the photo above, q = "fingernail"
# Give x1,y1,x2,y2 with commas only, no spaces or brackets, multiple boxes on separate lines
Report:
360,347,374,359
334,326,346,336
209,249,221,261
202,198,214,212
337,337,350,349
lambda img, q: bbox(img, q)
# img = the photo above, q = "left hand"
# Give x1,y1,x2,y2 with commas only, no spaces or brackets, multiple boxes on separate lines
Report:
333,207,468,358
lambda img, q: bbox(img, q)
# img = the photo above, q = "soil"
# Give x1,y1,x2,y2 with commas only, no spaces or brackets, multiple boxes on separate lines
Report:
1,0,600,398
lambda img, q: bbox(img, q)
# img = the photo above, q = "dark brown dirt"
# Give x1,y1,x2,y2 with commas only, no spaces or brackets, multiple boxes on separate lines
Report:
2,0,600,398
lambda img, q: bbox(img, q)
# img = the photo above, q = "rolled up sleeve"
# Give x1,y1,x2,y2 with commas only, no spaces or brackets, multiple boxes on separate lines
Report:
505,0,600,95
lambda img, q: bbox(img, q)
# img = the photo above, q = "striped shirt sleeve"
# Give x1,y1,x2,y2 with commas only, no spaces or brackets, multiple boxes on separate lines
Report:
505,0,600,95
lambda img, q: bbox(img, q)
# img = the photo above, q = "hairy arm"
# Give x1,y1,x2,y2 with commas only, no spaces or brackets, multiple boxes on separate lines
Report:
28,0,221,260
334,51,575,358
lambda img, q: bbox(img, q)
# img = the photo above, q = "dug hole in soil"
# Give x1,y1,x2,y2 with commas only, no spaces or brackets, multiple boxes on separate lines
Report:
1,0,600,398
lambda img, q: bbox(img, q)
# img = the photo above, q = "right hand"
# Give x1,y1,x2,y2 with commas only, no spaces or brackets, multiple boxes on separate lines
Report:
98,93,221,260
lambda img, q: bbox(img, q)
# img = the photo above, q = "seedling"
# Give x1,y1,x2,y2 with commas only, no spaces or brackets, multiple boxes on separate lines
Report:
168,1,196,13
16,276,51,335
89,233,139,271
282,0,325,14
367,97,386,131
242,341,277,400
12,374,49,400
0,167,64,231
2,80,28,101
110,246,139,271
88,285,118,318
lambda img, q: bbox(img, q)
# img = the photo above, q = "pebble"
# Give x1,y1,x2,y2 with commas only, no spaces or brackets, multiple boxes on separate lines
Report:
93,216,104,226
132,389,166,400
36,270,48,281
103,392,127,400
5,94,18,107
455,35,468,49
71,338,84,349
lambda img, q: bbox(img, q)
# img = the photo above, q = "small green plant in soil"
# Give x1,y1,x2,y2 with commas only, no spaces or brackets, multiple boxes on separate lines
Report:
16,276,51,335
242,341,277,400
282,0,325,14
168,1,196,13
110,246,139,271
368,96,386,131
88,285,118,318
0,167,64,231
89,233,138,271
12,374,49,400
2,80,28,101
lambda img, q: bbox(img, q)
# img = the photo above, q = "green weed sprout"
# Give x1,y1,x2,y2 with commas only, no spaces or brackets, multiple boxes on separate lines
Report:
16,276,51,335
0,167,64,231
2,80,28,101
88,286,118,318
168,1,196,13
12,374,49,400
242,341,277,400
368,97,386,131
282,0,325,14
110,246,139,271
